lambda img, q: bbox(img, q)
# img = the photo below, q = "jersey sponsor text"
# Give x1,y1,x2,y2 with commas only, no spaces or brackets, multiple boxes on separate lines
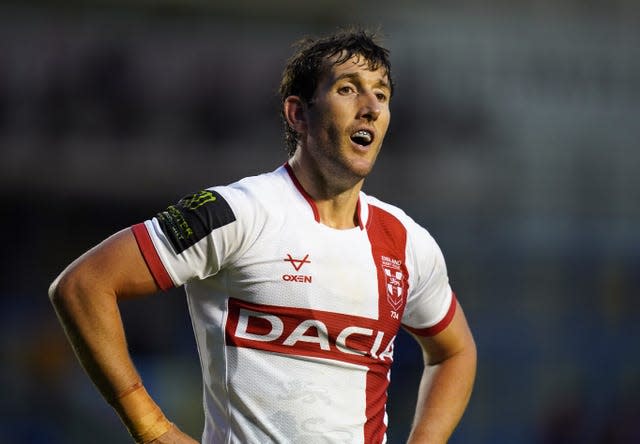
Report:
225,298,395,366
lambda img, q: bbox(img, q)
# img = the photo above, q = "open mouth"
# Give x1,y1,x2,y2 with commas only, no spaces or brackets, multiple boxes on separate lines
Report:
350,130,373,147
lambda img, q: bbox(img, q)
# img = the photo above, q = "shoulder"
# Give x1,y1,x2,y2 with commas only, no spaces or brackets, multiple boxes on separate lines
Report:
215,165,291,211
153,166,289,254
363,194,410,223
363,193,442,256
364,194,425,237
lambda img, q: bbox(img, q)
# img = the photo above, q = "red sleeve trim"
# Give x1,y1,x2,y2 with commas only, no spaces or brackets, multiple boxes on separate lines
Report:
131,223,175,291
403,292,458,337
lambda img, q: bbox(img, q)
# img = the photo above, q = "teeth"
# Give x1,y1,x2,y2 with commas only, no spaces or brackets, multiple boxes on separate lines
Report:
352,130,372,143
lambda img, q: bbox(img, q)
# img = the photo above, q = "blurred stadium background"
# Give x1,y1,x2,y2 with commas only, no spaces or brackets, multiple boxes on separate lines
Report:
1,1,639,443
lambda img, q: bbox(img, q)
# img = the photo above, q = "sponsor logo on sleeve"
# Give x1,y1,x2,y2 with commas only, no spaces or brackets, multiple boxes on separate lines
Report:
156,189,236,254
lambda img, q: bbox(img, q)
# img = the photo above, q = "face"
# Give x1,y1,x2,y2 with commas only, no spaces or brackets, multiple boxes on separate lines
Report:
298,55,392,187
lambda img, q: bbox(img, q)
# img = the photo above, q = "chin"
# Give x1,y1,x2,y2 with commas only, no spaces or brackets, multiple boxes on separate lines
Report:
351,152,379,175
347,161,375,179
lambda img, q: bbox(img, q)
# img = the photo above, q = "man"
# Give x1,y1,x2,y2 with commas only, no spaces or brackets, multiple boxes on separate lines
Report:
49,29,476,443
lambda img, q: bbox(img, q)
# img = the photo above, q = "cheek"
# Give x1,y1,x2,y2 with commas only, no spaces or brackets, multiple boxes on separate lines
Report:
381,106,391,124
378,111,391,136
308,99,353,142
319,109,347,139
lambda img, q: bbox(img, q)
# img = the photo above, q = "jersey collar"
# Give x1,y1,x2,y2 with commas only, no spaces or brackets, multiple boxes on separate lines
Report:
284,162,365,230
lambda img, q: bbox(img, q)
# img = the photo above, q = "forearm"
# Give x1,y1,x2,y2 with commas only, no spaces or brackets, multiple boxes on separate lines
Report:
407,346,476,444
48,230,173,442
50,274,173,442
50,275,140,398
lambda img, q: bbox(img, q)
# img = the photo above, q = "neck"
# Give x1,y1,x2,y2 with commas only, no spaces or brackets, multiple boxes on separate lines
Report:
287,157,364,229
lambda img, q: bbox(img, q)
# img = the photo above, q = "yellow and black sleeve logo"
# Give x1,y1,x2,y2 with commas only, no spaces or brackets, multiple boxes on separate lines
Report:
156,190,236,254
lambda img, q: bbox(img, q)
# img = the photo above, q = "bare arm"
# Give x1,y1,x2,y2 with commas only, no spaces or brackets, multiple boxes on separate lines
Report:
406,302,477,444
49,228,197,443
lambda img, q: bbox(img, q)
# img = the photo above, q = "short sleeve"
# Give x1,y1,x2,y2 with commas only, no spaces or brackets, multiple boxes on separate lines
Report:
401,221,456,336
132,185,259,289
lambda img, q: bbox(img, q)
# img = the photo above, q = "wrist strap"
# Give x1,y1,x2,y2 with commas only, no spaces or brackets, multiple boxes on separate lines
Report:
112,383,172,443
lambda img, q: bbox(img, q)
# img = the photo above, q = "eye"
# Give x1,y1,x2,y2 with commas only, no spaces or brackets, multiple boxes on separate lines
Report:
375,91,388,102
338,85,356,95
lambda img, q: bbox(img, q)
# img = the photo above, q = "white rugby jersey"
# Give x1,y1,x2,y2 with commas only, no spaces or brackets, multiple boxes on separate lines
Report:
131,164,456,444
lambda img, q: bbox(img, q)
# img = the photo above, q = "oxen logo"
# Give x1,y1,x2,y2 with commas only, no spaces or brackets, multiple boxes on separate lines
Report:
283,253,312,283
284,253,311,271
381,255,406,314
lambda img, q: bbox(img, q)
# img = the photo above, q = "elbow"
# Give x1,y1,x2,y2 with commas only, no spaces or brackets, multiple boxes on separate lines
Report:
467,331,477,361
49,263,118,319
467,336,478,374
48,265,91,315
456,328,477,371
48,274,62,305
48,269,75,313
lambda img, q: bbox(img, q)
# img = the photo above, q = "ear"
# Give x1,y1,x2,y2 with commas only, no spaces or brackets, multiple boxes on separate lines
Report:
284,96,307,134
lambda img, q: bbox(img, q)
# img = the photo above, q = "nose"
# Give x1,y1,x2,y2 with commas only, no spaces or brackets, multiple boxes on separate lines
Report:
358,91,381,121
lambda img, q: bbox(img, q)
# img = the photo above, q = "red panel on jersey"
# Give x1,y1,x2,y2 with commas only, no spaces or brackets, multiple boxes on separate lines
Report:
131,223,174,291
365,203,409,443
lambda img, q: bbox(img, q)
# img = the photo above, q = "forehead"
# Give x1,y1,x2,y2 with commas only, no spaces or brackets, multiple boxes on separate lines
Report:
320,54,390,87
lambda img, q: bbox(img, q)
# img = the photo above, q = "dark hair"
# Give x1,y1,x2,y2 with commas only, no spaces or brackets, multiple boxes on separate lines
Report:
279,28,394,156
